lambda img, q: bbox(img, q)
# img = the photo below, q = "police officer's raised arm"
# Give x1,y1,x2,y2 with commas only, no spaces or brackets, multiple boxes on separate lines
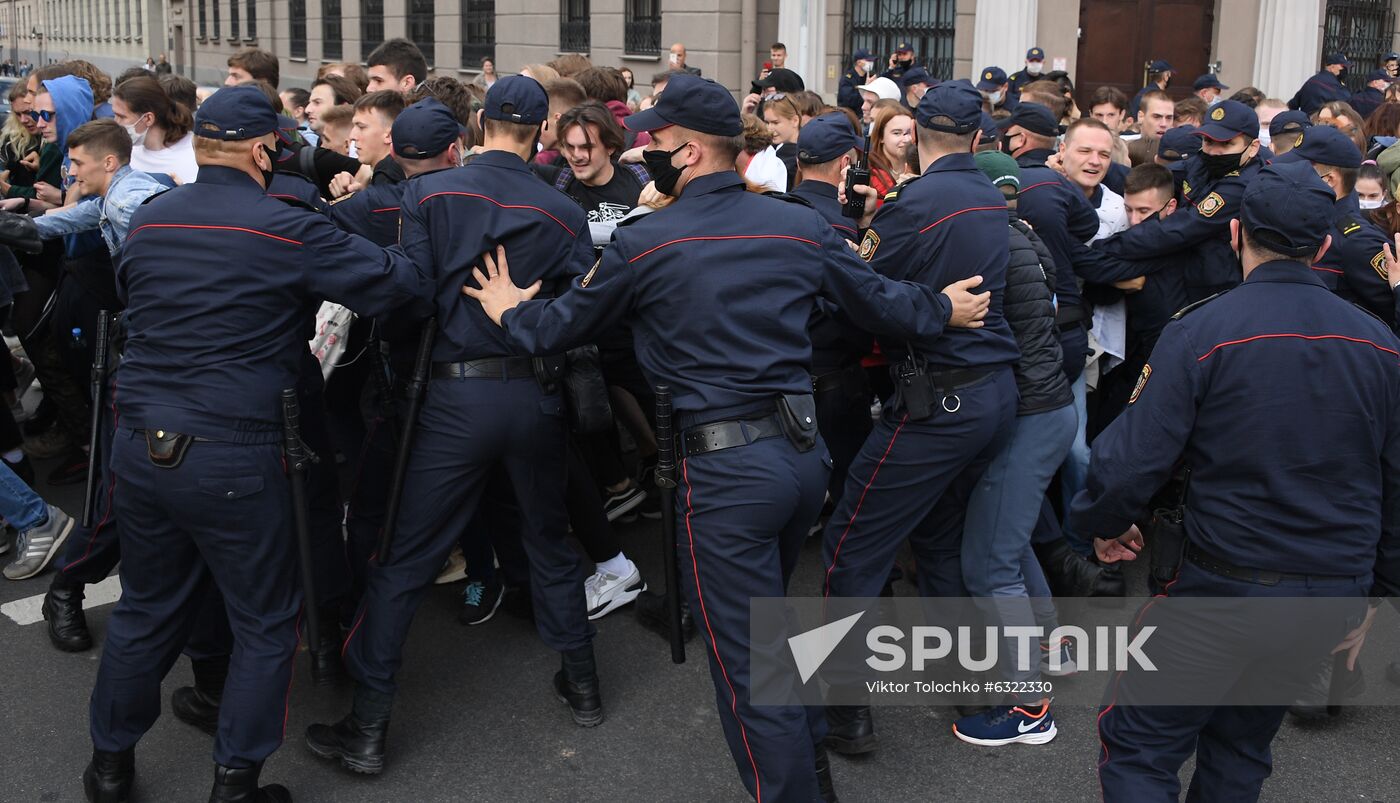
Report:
291,212,434,320
1069,319,1202,546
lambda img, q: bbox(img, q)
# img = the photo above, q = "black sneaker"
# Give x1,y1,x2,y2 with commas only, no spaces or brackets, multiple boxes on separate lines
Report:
458,576,504,625
602,484,646,522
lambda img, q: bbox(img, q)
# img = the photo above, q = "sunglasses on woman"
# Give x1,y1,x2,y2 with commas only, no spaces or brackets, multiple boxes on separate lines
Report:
24,109,54,123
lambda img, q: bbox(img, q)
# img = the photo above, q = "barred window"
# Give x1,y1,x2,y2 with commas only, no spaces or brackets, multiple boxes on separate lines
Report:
289,0,306,57
461,0,494,66
407,0,434,65
246,0,257,40
361,0,384,61
323,0,343,60
624,0,659,57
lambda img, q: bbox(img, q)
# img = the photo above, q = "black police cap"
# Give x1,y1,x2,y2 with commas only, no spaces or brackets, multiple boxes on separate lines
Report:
1240,161,1335,257
483,75,549,126
1158,125,1202,162
995,101,1060,138
796,113,861,164
194,85,278,141
1269,110,1311,137
915,80,983,134
624,73,742,137
393,97,462,160
1272,124,1362,169
1195,100,1258,142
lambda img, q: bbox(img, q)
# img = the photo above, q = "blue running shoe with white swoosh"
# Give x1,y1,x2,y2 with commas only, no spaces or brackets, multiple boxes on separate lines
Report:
952,702,1057,746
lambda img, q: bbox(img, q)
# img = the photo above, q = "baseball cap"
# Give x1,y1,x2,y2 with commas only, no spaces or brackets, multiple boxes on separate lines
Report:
756,67,805,92
624,72,742,137
901,67,934,89
392,97,462,159
1269,110,1312,138
1325,52,1352,67
1272,124,1362,168
1026,47,1045,62
483,75,549,125
1366,68,1396,83
974,150,1020,198
1193,74,1229,91
894,42,914,54
1240,161,1336,256
915,80,983,134
977,66,1008,92
194,85,279,140
1194,100,1259,142
978,112,1000,146
995,101,1061,138
1158,125,1202,162
853,48,874,62
857,76,902,102
1148,59,1174,74
796,113,861,164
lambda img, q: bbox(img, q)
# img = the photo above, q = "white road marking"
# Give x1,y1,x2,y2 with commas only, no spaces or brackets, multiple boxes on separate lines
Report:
0,574,122,626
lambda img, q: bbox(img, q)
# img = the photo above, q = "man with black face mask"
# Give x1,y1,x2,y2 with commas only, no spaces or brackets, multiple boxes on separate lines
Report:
1092,100,1263,302
1289,52,1354,115
881,41,917,82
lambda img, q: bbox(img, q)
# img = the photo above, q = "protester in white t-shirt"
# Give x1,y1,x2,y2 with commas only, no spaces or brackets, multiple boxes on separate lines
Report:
111,75,198,184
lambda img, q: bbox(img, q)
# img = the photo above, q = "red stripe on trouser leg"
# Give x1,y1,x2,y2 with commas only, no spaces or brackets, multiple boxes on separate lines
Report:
682,458,763,803
823,414,908,599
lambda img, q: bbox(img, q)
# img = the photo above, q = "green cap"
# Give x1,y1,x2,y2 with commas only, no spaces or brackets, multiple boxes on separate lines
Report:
974,150,1021,198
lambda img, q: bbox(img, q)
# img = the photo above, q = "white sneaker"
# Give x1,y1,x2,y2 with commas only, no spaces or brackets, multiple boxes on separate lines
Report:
585,560,646,620
435,547,468,584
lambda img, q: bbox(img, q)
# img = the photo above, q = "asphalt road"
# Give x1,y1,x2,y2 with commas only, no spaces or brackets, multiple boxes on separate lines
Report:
3,454,1400,802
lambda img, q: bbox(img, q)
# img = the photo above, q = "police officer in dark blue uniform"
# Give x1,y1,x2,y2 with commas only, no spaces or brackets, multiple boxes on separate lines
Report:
1289,52,1354,115
1349,68,1395,119
84,85,430,803
882,41,917,83
1008,47,1046,94
820,80,1021,754
837,48,875,119
461,71,979,803
1093,100,1264,302
1129,59,1173,119
1072,161,1400,801
306,82,603,775
791,113,874,507
1273,124,1395,326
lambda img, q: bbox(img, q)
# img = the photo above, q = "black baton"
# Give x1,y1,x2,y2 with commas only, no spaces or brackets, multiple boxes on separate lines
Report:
367,329,401,443
81,310,111,528
379,319,435,565
281,388,323,657
654,385,685,664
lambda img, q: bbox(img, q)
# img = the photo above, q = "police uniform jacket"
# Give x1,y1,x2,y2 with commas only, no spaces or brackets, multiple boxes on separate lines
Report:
1008,68,1038,93
1006,214,1071,414
1094,154,1261,299
860,152,1020,369
837,69,867,117
116,165,432,441
497,171,954,420
399,149,593,363
1070,260,1400,596
328,157,406,248
1288,70,1352,115
1313,193,1395,326
791,179,874,373
1350,86,1385,119
1014,149,1101,312
267,171,327,214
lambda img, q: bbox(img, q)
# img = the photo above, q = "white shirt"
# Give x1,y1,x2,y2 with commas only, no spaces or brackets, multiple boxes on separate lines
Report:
1088,184,1131,377
130,132,199,185
744,146,787,193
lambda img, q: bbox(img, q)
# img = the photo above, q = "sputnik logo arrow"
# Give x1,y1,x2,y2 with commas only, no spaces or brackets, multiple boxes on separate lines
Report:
788,611,865,684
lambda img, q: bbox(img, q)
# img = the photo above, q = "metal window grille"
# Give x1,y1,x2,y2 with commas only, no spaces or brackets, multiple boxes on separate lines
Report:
289,0,306,57
197,0,205,39
1323,0,1396,92
408,0,434,64
360,0,383,61
561,0,589,53
844,0,956,81
461,0,494,66
230,0,239,40
246,0,256,40
323,0,342,60
625,0,660,57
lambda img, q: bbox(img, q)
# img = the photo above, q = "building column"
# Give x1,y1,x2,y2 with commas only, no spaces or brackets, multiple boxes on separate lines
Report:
971,0,1036,78
777,0,824,93
1252,0,1323,99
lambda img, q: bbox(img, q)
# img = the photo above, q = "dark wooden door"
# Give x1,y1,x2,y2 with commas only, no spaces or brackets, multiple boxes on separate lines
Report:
1075,0,1215,108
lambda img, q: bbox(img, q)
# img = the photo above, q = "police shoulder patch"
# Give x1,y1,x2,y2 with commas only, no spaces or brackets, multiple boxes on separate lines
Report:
1372,250,1388,280
1341,218,1362,236
1170,289,1228,320
329,191,358,206
1128,363,1152,405
1196,191,1226,218
1181,180,1192,197
580,256,602,288
859,229,881,261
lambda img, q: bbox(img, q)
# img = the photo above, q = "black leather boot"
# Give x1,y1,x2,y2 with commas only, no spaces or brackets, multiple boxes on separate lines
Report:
824,705,877,755
553,644,604,727
1091,563,1126,598
172,656,227,735
1034,539,1103,597
82,748,133,803
815,744,839,803
304,686,391,774
208,762,292,803
44,581,93,652
634,590,695,643
309,606,343,686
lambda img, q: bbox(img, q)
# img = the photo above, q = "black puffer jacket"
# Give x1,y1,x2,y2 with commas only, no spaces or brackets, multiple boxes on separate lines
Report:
1007,213,1072,415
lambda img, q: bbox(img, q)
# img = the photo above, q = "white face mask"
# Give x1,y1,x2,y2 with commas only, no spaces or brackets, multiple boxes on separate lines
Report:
1027,62,1043,75
986,91,1004,106
668,53,680,66
1360,198,1385,209
859,60,874,73
124,118,146,146
1257,127,1272,148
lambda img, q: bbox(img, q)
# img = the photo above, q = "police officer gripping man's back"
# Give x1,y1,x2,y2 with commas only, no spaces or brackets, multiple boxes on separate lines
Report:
307,80,605,776
1071,161,1400,801
463,72,990,803
85,85,431,803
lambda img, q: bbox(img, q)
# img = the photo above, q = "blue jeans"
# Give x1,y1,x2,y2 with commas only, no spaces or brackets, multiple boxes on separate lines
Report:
961,404,1076,691
1059,374,1091,555
0,458,45,531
